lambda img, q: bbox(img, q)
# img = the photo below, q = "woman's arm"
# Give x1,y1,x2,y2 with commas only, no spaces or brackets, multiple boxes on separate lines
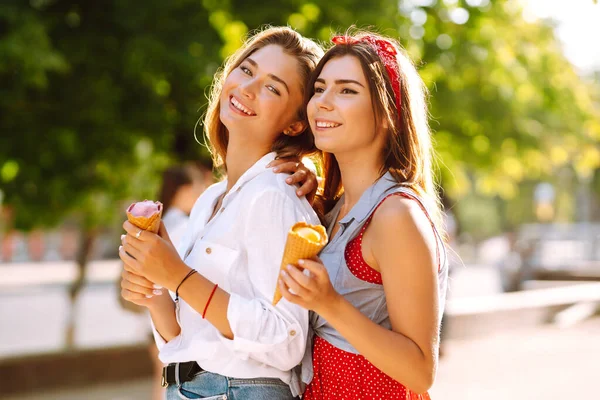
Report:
280,197,440,393
121,188,312,370
120,222,235,339
212,188,311,370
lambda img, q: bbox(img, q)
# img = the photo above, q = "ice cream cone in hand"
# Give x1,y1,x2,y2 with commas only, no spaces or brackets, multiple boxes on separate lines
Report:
126,200,163,234
273,222,328,305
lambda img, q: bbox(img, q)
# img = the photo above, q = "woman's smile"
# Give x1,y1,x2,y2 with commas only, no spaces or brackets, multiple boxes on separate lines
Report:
229,95,256,116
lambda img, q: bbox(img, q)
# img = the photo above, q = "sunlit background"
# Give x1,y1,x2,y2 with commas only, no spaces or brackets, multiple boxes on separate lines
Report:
1,0,599,399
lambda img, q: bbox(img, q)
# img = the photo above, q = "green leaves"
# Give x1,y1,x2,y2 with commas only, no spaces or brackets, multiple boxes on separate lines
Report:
1,0,598,235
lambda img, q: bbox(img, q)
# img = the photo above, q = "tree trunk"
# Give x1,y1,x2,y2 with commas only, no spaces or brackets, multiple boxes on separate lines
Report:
64,229,97,349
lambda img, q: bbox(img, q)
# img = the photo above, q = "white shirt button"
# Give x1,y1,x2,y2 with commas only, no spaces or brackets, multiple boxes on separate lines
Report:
206,247,212,254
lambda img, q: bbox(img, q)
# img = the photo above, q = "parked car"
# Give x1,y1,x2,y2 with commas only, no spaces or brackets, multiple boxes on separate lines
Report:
497,223,600,292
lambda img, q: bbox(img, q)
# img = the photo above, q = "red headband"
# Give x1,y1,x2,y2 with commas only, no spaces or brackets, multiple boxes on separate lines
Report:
331,35,402,114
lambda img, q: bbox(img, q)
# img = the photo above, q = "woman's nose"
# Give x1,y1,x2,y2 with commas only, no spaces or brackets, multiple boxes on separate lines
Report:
315,92,334,111
239,79,257,99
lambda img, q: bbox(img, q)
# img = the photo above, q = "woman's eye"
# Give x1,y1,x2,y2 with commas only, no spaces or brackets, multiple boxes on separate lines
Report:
314,87,325,93
240,66,252,76
267,86,281,96
341,88,358,94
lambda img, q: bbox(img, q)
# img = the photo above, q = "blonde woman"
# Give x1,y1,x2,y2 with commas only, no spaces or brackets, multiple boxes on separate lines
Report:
119,27,323,399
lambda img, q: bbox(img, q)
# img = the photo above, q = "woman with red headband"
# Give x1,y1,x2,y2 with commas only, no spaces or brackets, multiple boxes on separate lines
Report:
279,30,448,399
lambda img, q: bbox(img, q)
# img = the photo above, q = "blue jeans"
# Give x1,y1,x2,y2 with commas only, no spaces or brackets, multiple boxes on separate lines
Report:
166,369,299,400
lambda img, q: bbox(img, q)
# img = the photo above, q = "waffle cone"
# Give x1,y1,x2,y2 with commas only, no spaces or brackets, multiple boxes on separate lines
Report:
272,222,328,306
126,201,163,234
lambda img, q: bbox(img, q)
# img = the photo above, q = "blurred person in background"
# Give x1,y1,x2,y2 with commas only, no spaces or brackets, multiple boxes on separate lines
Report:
279,30,448,399
1,206,15,262
119,26,322,399
27,229,45,261
159,162,215,246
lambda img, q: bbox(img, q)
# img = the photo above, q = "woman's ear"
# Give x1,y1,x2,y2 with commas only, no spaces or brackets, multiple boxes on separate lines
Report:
283,121,307,137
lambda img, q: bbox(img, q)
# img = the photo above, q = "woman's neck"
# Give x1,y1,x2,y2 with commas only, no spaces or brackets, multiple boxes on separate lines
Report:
224,139,271,192
336,151,384,210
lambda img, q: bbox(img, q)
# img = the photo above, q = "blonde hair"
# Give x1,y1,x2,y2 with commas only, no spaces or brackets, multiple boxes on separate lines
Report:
312,30,442,228
203,26,324,172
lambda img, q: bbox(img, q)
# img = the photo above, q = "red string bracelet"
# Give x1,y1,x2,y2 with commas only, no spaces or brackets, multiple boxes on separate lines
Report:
202,283,219,319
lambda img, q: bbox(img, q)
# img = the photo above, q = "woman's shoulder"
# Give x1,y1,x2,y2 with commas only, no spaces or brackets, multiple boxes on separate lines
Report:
369,195,436,249
242,170,319,221
244,169,301,201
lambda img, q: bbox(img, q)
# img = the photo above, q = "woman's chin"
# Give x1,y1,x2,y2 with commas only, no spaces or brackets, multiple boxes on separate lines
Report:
314,138,339,154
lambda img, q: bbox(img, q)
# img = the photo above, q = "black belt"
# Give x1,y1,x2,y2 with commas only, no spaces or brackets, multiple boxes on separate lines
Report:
161,361,203,387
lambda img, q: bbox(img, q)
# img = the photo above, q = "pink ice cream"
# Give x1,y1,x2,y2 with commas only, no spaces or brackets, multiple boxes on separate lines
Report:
126,200,163,234
127,200,162,218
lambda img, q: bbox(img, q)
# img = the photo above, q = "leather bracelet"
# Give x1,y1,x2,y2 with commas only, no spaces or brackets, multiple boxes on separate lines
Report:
175,269,197,302
202,283,219,319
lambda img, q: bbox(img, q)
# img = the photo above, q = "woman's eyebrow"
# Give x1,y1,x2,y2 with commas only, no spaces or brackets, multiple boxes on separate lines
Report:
315,78,365,87
245,57,290,94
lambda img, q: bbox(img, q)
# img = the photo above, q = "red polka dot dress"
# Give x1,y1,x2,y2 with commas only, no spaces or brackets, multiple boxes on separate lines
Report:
303,193,434,400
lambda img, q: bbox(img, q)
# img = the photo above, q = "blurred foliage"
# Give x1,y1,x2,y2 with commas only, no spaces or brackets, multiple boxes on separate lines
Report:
405,0,600,203
1,0,599,237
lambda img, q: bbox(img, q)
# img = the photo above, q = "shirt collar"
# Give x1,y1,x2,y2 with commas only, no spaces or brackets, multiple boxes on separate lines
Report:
339,171,398,225
222,152,277,197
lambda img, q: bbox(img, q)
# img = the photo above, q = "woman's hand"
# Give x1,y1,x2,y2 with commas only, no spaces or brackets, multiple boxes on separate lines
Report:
119,220,190,292
267,157,319,203
120,269,166,308
278,257,342,317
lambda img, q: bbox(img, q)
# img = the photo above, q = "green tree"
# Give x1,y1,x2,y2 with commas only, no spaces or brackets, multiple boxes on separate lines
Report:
393,1,600,235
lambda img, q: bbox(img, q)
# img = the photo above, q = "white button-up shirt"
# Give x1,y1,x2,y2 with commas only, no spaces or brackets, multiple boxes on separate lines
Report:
152,152,319,389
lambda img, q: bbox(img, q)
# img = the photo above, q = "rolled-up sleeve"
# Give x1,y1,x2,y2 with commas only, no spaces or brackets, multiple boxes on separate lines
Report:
217,189,312,371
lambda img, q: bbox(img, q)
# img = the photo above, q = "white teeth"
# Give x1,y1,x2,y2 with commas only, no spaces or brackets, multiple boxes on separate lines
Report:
316,121,340,128
230,97,254,115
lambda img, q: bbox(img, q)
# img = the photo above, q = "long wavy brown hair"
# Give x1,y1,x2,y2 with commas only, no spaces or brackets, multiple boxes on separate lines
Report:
203,26,324,172
311,30,443,227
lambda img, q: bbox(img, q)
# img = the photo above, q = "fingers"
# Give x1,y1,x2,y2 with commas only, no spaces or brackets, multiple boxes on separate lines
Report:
121,288,153,304
121,275,162,298
119,245,142,273
121,234,143,260
297,259,328,282
283,264,313,290
271,160,302,174
266,157,299,169
279,269,308,298
279,279,302,305
296,173,318,198
122,269,159,290
286,169,308,185
122,221,152,242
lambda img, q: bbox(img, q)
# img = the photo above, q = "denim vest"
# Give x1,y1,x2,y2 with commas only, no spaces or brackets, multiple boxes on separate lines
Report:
297,172,448,387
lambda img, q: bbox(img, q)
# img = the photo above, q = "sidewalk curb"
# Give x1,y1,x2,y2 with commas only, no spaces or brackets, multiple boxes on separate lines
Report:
445,282,600,339
0,346,152,396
